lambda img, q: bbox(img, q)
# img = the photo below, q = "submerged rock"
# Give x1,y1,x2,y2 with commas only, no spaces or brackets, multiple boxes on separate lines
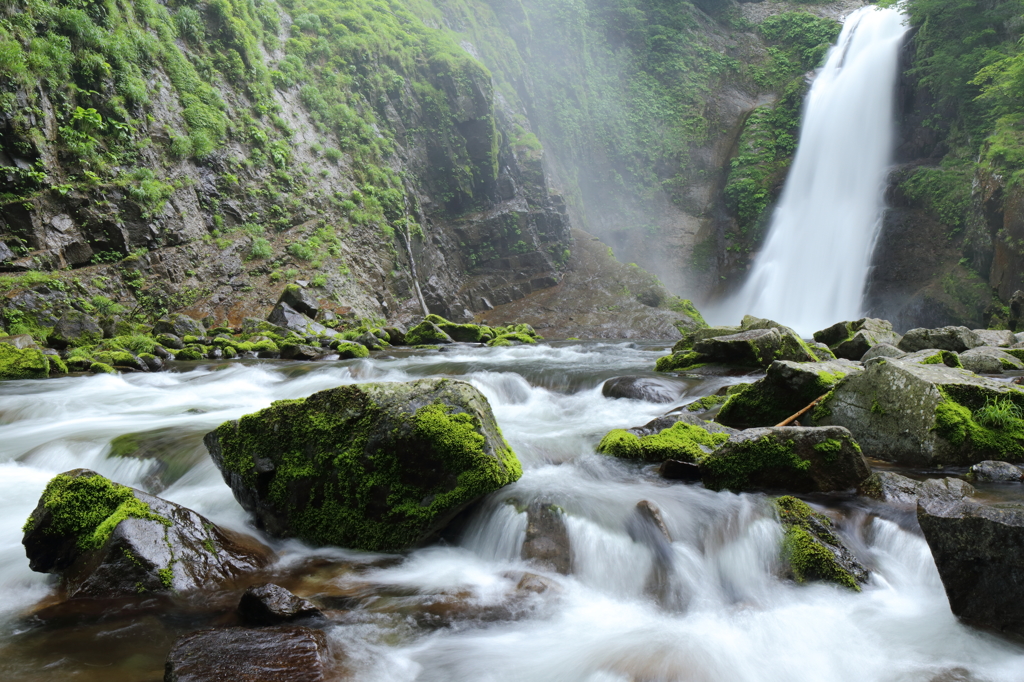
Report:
521,500,570,575
898,326,984,353
204,378,522,552
813,318,901,361
601,376,686,403
164,626,331,682
22,469,273,599
774,496,868,590
969,460,1023,482
716,359,862,429
699,426,870,493
918,495,1024,636
238,583,323,625
813,357,1024,466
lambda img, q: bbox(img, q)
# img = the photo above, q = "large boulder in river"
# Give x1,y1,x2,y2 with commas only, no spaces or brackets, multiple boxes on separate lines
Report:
602,376,686,403
48,310,103,349
404,319,454,345
698,426,870,493
204,378,522,552
813,357,1024,466
657,327,817,372
774,496,868,590
973,329,1016,348
813,318,901,361
859,472,976,509
918,495,1024,637
596,413,736,462
22,469,272,599
716,359,862,429
969,460,1023,482
898,326,984,353
165,626,331,682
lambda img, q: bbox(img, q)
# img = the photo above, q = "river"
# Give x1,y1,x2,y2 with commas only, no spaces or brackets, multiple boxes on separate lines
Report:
1,344,1023,680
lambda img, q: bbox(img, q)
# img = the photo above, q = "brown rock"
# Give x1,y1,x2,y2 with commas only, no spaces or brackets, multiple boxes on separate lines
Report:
164,626,331,682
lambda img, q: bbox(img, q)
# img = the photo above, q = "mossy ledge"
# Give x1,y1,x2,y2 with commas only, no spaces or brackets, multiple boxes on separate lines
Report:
596,421,729,463
773,496,865,591
204,377,522,552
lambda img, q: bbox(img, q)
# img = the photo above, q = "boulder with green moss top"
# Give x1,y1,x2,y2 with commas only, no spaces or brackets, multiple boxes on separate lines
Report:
597,417,733,463
918,494,1024,636
773,496,868,590
808,342,837,361
279,343,326,361
89,361,116,374
960,346,1024,374
670,325,741,354
488,332,537,347
0,342,51,380
22,469,273,599
329,340,370,359
48,311,103,349
155,332,185,349
203,377,522,552
716,359,862,429
422,314,493,343
405,320,454,345
657,326,818,373
152,313,206,339
813,318,901,361
174,346,208,361
898,326,984,353
902,348,963,368
698,426,870,493
814,357,1024,466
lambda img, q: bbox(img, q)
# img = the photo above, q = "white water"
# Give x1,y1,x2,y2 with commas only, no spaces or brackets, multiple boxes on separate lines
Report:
711,7,909,336
1,347,1023,680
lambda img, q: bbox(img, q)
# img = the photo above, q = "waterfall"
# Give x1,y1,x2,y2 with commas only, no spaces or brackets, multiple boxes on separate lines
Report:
710,6,909,336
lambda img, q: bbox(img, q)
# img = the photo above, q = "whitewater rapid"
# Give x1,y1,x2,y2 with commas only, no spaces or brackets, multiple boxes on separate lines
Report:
711,6,909,336
1,346,1023,680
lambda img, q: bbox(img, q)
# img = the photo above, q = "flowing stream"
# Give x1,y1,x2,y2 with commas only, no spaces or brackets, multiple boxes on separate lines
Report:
711,6,909,335
1,346,1024,680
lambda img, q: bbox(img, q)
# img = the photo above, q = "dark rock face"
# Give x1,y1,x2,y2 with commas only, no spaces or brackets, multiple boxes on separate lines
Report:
22,469,273,599
658,459,702,481
152,314,206,339
898,326,984,353
48,311,103,349
970,460,1023,482
521,501,570,575
813,318,902,361
164,626,330,682
280,343,325,361
699,426,871,493
601,376,686,403
918,495,1024,636
204,378,522,552
238,584,323,625
278,284,320,319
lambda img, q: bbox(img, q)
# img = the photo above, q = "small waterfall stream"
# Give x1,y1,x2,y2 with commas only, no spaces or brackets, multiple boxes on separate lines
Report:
711,7,909,335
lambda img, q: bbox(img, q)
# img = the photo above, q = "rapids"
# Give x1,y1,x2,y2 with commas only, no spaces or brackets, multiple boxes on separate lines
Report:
710,6,909,336
1,345,1023,680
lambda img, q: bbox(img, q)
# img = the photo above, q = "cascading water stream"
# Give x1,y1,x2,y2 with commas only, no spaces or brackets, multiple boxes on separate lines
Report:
710,7,909,335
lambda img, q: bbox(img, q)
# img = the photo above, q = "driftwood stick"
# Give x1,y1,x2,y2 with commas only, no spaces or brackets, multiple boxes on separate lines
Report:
775,393,830,427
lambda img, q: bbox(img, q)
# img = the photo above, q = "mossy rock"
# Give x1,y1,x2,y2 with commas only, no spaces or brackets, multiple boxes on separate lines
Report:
717,359,862,429
597,420,730,463
698,426,870,493
332,340,370,359
813,318,900,361
487,332,537,347
175,346,207,361
22,469,272,599
814,357,1024,466
0,342,50,380
405,320,454,345
203,377,522,552
671,326,740,354
424,314,493,343
153,314,206,339
773,496,868,591
48,311,103,349
89,362,116,374
657,326,817,372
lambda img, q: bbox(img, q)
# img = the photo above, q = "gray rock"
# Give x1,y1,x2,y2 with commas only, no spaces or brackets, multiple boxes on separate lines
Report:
277,284,319,318
898,326,985,353
237,583,323,625
354,331,383,350
814,357,1024,466
960,346,1023,373
267,302,337,338
279,343,325,361
861,343,906,362
155,333,185,350
671,325,741,353
602,376,686,403
972,329,1016,348
859,472,976,509
699,426,871,493
658,459,702,481
141,354,164,371
383,325,407,345
692,327,817,367
22,469,273,599
48,311,103,349
918,495,1024,636
152,313,206,339
0,241,14,262
164,626,330,682
813,318,901,361
0,334,39,349
521,500,570,575
204,378,522,552
970,460,1023,482
901,348,963,368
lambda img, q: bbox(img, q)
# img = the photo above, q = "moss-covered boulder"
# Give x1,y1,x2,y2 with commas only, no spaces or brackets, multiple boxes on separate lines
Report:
48,311,103,349
152,313,206,339
203,378,522,552
902,348,964,368
423,314,493,343
657,325,818,373
698,426,870,493
813,318,901,361
670,325,741,354
960,346,1024,373
0,342,51,380
597,418,733,463
814,357,1024,466
898,326,984,353
405,320,454,345
22,469,273,599
717,359,862,429
773,496,868,591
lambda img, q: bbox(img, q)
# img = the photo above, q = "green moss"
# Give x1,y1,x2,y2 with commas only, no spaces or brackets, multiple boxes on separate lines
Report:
655,351,704,372
158,567,174,588
89,362,116,374
718,369,844,428
667,298,707,327
933,385,1024,461
210,382,521,551
597,421,728,463
424,314,493,343
487,332,536,346
686,394,727,412
175,346,206,361
921,350,963,368
47,355,68,375
26,472,170,551
773,496,859,591
333,341,370,359
406,320,452,345
0,342,50,380
698,435,810,492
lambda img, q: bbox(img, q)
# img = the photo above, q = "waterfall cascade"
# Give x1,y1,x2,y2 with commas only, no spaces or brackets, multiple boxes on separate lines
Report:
710,6,909,336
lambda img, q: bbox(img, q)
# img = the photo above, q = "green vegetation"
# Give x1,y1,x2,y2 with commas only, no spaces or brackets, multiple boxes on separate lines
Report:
773,496,861,591
933,385,1024,461
596,421,729,462
0,342,50,380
